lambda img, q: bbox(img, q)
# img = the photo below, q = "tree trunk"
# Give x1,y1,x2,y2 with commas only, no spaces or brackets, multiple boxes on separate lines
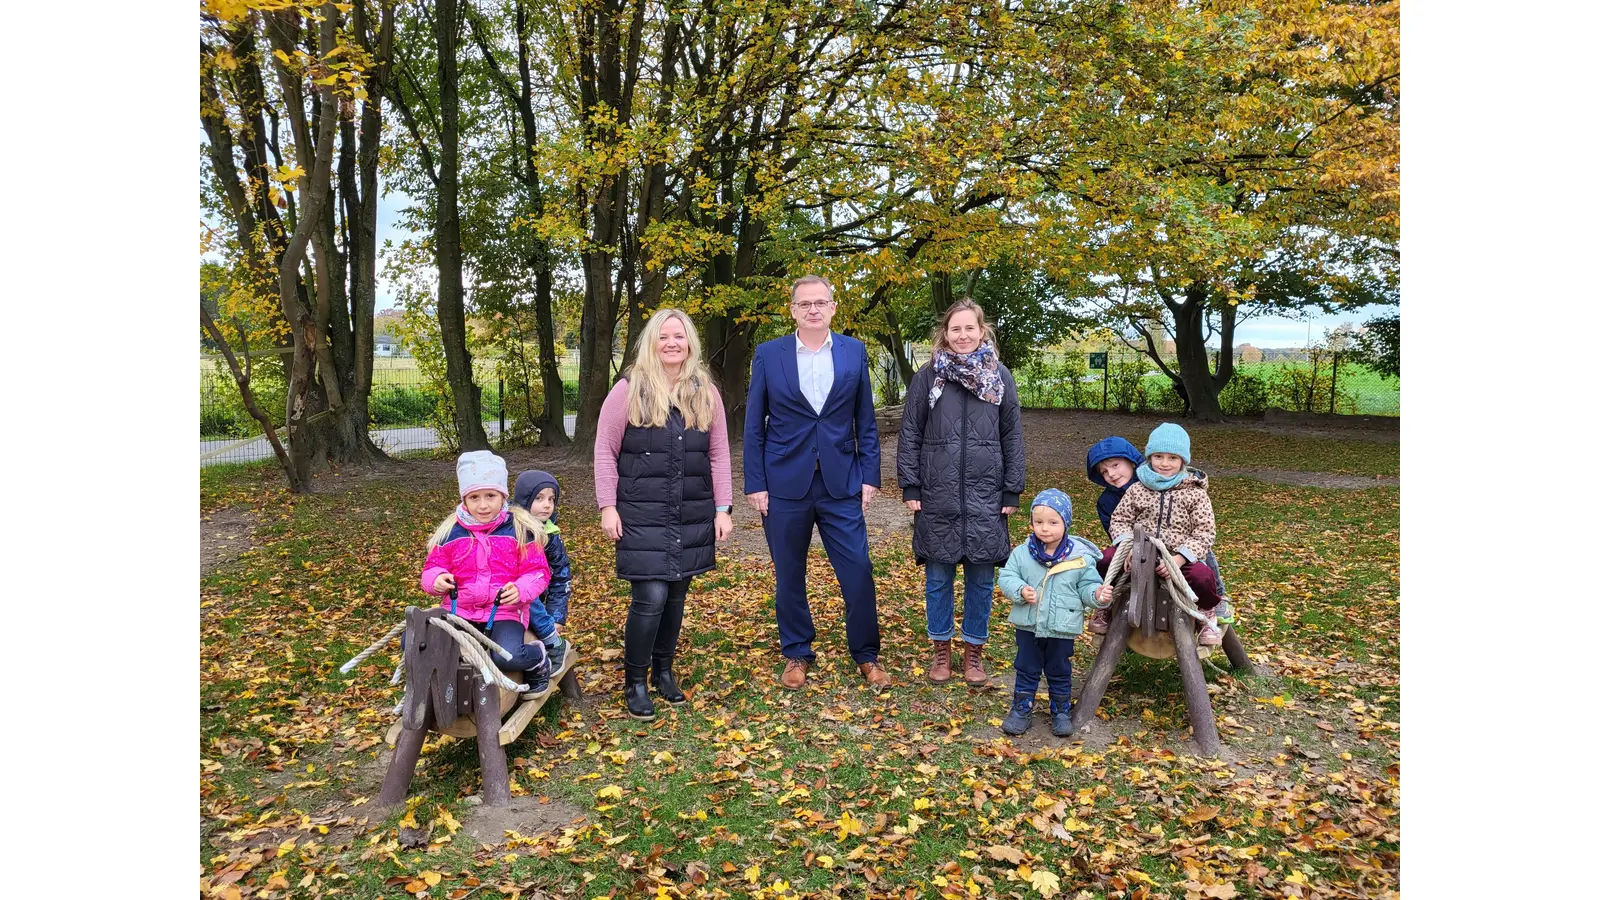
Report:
335,0,395,465
704,315,754,440
267,4,341,492
569,0,643,451
511,0,568,448
201,309,304,492
573,247,620,451
533,270,568,446
881,302,917,387
434,0,490,450
1169,282,1227,423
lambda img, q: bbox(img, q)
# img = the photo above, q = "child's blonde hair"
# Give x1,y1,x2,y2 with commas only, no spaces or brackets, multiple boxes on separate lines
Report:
426,504,548,558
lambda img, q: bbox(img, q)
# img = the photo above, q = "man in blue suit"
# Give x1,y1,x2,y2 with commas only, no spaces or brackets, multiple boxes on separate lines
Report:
744,275,891,691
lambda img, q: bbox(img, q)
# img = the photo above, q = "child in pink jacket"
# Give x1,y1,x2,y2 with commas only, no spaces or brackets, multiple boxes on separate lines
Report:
420,451,554,688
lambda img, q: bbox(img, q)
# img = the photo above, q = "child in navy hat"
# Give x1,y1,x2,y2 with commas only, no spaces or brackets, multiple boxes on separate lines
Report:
1101,423,1225,645
996,488,1105,738
513,470,573,671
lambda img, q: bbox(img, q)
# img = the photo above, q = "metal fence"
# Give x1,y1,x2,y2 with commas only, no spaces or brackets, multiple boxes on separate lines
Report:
203,342,1396,467
200,351,582,466
1009,346,1398,416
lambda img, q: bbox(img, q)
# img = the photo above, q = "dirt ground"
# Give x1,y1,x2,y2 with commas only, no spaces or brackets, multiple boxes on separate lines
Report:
201,506,258,577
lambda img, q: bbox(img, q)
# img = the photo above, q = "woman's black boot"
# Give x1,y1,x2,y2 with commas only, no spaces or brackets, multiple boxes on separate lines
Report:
624,666,656,720
652,657,687,705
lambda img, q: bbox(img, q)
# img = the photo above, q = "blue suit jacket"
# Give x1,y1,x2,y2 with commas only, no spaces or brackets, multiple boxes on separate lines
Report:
743,332,881,500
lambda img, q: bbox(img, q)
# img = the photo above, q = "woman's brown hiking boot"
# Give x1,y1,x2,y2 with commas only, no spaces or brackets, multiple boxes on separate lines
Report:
927,640,953,684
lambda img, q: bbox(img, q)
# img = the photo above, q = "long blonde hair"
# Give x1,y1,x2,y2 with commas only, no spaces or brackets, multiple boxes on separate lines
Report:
625,307,718,430
426,503,548,558
929,298,999,357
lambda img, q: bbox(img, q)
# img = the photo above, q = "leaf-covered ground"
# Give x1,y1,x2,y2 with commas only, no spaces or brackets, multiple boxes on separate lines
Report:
200,413,1398,900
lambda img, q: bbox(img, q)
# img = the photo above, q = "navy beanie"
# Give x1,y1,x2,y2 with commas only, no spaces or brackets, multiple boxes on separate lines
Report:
512,470,561,511
1031,488,1073,525
1145,423,1191,465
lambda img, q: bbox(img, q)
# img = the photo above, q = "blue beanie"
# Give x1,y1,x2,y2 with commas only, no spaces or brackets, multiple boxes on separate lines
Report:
1145,423,1191,465
1031,488,1073,525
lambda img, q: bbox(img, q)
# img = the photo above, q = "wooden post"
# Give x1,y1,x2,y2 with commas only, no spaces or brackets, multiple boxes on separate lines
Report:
1071,600,1133,732
378,707,430,807
1171,613,1222,756
473,675,512,807
559,667,582,701
1220,626,1254,674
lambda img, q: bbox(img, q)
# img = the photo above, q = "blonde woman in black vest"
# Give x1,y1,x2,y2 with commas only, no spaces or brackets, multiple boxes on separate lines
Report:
593,309,734,720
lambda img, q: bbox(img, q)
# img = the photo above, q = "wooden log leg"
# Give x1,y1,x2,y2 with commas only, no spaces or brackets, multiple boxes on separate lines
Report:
558,667,582,701
473,676,512,807
1220,626,1254,675
1171,615,1222,756
1071,602,1134,731
378,720,429,807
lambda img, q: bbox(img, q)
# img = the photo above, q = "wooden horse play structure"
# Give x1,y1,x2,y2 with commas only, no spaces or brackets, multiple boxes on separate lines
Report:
340,605,580,807
1071,526,1253,755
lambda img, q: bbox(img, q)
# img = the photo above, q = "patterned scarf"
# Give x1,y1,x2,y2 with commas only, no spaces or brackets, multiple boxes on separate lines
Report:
456,503,508,531
929,341,1004,409
1135,462,1187,492
1027,533,1072,567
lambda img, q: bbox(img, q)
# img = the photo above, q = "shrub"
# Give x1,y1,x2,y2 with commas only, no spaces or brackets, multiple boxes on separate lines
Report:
369,386,437,427
1219,371,1270,416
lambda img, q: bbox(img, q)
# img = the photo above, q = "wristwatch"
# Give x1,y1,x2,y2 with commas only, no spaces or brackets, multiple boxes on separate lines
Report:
716,505,732,513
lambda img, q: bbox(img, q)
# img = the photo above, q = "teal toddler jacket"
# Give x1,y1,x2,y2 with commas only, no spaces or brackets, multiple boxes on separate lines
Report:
998,535,1106,639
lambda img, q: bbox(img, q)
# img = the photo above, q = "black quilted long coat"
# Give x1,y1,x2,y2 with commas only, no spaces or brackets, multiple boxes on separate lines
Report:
896,362,1025,566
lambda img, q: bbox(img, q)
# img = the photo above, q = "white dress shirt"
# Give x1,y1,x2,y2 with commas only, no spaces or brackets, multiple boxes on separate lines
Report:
795,331,835,415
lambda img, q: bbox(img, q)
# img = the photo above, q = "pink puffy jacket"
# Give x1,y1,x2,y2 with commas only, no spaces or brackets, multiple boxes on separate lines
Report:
419,509,551,628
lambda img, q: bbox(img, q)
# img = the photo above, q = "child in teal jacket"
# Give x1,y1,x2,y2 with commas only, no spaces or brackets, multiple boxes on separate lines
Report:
996,488,1105,737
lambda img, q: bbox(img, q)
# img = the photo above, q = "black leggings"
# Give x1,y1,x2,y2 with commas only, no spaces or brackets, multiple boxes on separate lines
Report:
624,578,690,672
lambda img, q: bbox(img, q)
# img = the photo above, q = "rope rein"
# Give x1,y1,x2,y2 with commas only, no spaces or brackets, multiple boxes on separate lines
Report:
338,622,407,674
338,615,528,694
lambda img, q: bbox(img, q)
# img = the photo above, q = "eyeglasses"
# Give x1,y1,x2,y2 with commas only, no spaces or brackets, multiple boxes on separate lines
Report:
792,300,833,312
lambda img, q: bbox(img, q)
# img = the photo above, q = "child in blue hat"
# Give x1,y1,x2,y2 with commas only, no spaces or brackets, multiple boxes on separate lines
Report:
1101,423,1225,645
996,488,1106,738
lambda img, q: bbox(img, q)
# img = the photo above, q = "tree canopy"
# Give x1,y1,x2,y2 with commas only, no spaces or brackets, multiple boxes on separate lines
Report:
201,0,1400,488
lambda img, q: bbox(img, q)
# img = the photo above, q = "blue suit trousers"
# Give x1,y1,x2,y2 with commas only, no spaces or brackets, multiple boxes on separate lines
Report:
764,469,881,664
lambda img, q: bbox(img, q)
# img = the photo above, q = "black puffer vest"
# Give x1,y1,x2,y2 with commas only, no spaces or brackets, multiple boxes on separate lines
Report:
614,407,716,581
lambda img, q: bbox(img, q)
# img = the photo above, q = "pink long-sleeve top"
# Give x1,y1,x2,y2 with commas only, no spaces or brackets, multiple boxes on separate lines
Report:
593,378,733,509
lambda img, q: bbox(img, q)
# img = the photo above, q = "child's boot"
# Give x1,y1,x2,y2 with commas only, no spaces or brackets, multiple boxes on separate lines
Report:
651,655,687,706
1087,606,1111,635
1001,694,1035,736
1197,610,1222,647
623,665,656,720
526,656,551,695
1049,699,1074,737
543,633,568,672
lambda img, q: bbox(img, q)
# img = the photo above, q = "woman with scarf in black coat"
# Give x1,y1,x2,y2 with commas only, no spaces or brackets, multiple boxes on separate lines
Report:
896,299,1025,689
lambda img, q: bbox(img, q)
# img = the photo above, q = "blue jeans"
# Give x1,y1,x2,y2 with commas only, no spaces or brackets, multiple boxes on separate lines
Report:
924,561,994,645
1013,630,1073,701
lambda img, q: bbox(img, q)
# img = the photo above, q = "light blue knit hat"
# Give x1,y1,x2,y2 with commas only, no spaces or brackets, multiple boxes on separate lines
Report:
1031,488,1073,524
1145,423,1191,465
